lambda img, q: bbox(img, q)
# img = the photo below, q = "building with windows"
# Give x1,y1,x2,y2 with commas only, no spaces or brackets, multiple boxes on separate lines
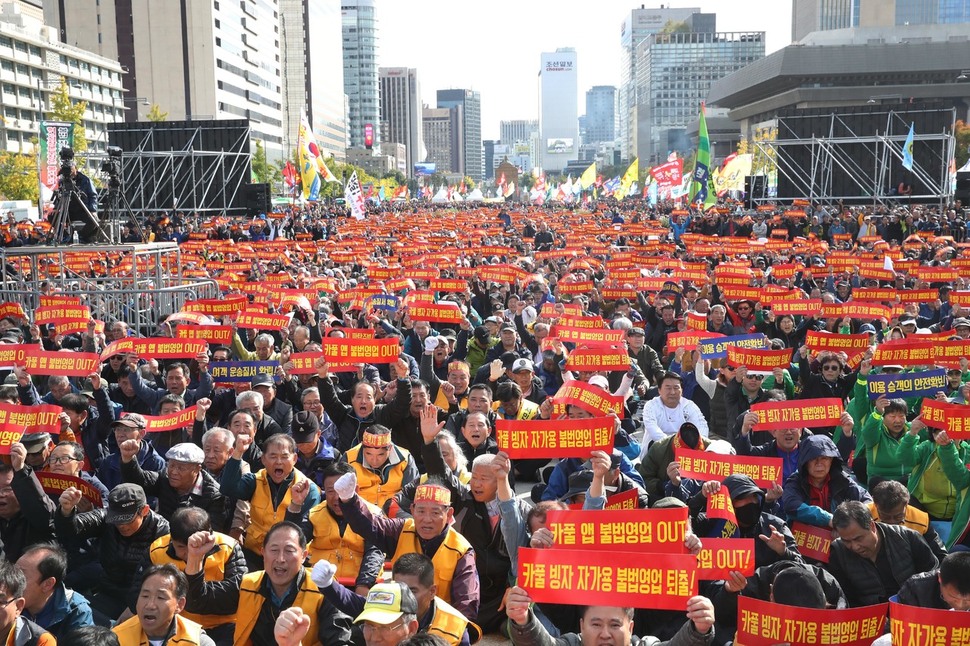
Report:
437,88,481,181
499,119,538,148
379,67,423,176
0,1,124,155
422,105,462,174
792,0,970,42
539,48,578,173
635,17,765,165
342,0,379,151
584,85,616,145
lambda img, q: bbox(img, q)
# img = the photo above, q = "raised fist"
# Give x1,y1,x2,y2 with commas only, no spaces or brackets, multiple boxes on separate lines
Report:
59,487,83,515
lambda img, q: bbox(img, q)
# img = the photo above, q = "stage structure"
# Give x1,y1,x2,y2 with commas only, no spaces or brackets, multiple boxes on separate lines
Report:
107,119,252,217
753,104,955,206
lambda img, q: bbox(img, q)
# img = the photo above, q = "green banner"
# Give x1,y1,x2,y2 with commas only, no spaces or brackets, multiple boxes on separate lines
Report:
39,121,74,192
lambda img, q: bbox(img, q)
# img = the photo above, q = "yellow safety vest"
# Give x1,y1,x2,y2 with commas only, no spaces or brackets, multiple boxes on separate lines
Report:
433,388,468,412
307,499,383,581
390,519,472,605
344,443,412,509
148,533,237,629
245,469,307,553
428,596,481,646
234,569,325,646
869,502,931,534
113,614,203,646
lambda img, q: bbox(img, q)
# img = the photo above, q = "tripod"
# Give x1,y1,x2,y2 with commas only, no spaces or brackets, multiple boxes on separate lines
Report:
50,170,109,245
100,167,145,243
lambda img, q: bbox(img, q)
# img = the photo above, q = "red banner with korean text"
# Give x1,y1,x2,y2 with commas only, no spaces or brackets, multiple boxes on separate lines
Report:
565,345,630,371
321,337,401,365
665,330,722,352
603,489,640,510
406,303,464,324
556,315,607,329
545,508,688,552
696,538,755,580
919,398,970,440
23,348,100,377
896,289,938,304
165,312,213,327
767,299,822,317
38,472,103,507
428,278,468,293
495,417,615,459
871,341,937,367
551,380,624,417
183,296,249,316
548,326,625,345
35,305,91,325
518,547,697,611
674,448,784,488
750,398,843,431
804,331,871,357
735,596,886,646
176,325,234,345
235,312,290,330
725,347,792,374
0,302,26,321
934,339,970,368
850,289,896,302
889,601,970,645
0,403,62,437
137,408,198,433
821,302,891,321
0,423,26,454
686,311,707,330
706,489,737,524
100,339,207,360
790,521,833,563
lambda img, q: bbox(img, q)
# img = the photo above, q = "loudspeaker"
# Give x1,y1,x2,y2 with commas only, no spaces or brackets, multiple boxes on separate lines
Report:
244,183,271,216
745,175,766,209
957,171,970,192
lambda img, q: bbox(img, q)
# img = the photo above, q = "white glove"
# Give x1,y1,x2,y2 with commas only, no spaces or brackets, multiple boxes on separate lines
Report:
333,472,357,502
424,336,439,353
310,559,337,589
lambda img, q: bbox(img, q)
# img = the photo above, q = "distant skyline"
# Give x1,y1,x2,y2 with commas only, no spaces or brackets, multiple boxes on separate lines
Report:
378,1,794,140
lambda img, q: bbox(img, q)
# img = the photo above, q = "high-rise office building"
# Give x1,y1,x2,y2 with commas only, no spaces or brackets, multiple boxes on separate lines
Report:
0,1,124,156
423,105,463,174
584,85,616,145
437,89,481,181
619,5,699,160
635,17,764,164
342,0,379,150
792,0,970,42
281,0,346,161
792,0,859,41
45,0,286,160
379,67,424,176
499,119,538,148
539,48,578,173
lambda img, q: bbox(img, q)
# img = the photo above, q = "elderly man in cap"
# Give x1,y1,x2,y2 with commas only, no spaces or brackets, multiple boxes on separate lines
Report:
54,482,170,623
98,413,166,491
120,440,228,533
293,410,338,487
345,581,420,646
484,323,530,365
343,424,419,510
0,443,56,563
506,358,546,407
335,471,480,620
20,432,55,471
251,372,293,433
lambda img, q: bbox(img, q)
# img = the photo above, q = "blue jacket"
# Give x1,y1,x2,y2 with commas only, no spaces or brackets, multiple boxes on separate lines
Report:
781,435,871,528
25,583,93,640
97,442,166,491
541,454,645,502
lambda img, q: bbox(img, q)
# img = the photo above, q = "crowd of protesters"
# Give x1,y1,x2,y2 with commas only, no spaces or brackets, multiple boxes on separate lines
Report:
0,196,965,645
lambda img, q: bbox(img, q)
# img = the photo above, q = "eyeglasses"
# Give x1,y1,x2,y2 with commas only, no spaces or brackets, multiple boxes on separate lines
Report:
362,620,407,635
0,598,17,608
822,365,842,372
49,456,80,465
746,374,764,380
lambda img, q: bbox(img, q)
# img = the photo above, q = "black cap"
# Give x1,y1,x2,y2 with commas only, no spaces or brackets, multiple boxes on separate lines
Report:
105,484,147,525
560,470,594,501
251,373,275,388
500,351,519,369
292,410,320,443
473,325,490,344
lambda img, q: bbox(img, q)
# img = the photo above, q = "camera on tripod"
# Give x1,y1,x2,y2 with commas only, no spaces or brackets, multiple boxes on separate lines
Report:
57,146,75,186
100,146,123,190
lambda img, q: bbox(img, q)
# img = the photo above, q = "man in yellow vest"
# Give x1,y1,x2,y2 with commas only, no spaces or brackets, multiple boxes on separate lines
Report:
335,472,480,620
128,506,246,646
343,425,419,509
112,564,215,646
869,479,948,561
220,432,321,569
285,461,384,595
311,552,481,646
353,582,419,646
233,521,352,646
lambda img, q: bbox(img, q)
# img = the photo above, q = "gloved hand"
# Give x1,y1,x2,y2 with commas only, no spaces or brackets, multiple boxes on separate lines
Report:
310,559,337,589
333,472,358,501
424,336,439,353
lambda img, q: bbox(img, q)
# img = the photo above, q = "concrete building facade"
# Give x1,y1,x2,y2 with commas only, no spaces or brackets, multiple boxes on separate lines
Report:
437,88,481,181
342,0,379,150
539,48,578,173
379,66,423,176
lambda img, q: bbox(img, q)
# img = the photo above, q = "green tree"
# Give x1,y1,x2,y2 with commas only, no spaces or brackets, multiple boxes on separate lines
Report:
519,172,536,191
251,140,281,185
48,79,87,162
146,104,169,122
0,152,39,202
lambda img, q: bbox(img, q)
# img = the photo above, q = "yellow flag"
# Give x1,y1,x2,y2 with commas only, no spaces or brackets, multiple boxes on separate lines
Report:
618,158,638,198
579,162,596,190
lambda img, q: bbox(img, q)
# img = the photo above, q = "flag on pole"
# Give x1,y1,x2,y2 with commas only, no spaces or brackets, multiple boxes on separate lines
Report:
690,103,710,205
618,158,638,199
344,170,366,220
579,162,597,190
902,122,915,171
297,111,321,200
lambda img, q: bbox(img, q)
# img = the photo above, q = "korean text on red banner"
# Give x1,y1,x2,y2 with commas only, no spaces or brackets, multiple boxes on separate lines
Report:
736,596,885,646
495,417,614,459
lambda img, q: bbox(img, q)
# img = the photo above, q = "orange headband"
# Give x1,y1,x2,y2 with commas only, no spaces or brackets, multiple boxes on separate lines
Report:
413,484,451,506
362,431,392,448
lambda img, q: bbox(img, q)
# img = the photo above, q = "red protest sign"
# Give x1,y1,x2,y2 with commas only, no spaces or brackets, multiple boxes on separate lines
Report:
38,295,82,307
696,538,755,579
896,289,938,303
871,341,937,366
932,339,970,369
322,337,401,365
706,490,737,524
0,302,26,321
565,345,630,371
495,417,614,459
406,303,464,324
38,472,103,507
138,409,198,433
768,299,823,317
518,547,697,611
603,489,640,510
235,311,290,330
804,331,871,356
822,302,891,321
919,398,970,439
183,296,249,316
176,325,234,345
35,305,91,325
889,601,970,645
55,319,105,337
428,278,468,293
665,330,722,351
674,448,783,488
546,507,688,552
737,596,885,646
100,339,207,360
23,348,100,377
791,521,834,563
0,403,62,437
548,326,625,345
165,312,213,327
851,288,897,302
0,423,26,454
750,398,843,431
556,315,607,329
726,347,792,373
551,380,624,417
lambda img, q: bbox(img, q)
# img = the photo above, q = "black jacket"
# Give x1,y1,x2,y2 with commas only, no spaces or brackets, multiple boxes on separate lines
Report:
897,569,949,610
263,397,294,434
120,459,229,533
828,522,939,607
319,376,412,453
1,466,56,562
